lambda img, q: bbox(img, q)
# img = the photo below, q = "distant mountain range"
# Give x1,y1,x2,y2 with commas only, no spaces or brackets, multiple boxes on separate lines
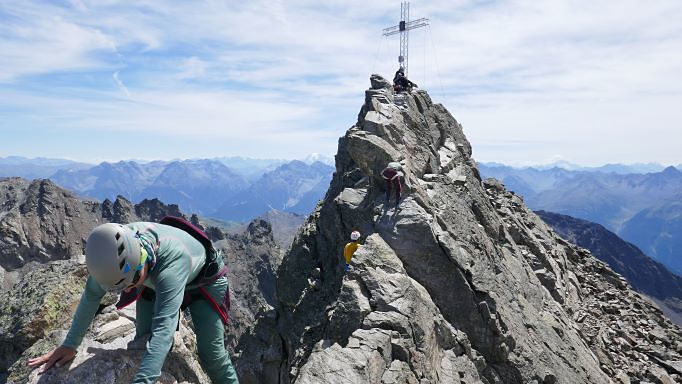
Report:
619,194,682,276
214,160,332,222
0,156,91,179
480,163,682,275
212,156,287,182
486,161,675,174
0,156,334,224
4,156,679,274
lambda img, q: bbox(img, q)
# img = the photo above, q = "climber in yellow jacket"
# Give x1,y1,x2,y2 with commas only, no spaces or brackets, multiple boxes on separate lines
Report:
343,231,361,271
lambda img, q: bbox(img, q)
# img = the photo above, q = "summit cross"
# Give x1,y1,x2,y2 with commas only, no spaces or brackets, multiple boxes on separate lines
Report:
382,1,429,77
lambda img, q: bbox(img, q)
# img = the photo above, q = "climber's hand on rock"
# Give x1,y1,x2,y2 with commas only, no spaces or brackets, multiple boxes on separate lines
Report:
27,345,76,373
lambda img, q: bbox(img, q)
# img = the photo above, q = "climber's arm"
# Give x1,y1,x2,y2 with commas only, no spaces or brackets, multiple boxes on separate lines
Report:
62,276,107,349
28,276,106,372
132,257,189,383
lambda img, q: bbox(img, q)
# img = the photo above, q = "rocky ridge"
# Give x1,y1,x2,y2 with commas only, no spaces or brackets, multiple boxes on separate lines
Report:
238,75,682,383
0,178,101,271
484,179,682,383
0,177,184,273
217,219,283,352
536,210,682,325
1,75,681,384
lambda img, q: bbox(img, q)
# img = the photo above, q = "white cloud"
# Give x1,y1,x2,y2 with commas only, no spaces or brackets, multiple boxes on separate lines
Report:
0,10,118,81
176,57,207,80
0,0,681,164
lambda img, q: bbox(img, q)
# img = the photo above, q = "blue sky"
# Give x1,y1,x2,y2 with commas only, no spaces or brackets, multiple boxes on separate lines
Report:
1,0,681,166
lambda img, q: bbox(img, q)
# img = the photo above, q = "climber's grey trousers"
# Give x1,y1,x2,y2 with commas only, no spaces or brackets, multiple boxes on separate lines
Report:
136,276,239,384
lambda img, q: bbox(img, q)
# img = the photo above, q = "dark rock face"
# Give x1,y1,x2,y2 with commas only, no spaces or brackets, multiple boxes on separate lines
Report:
134,198,183,222
219,220,285,383
0,178,101,270
222,219,282,347
0,178,188,273
537,210,682,323
240,76,682,383
227,209,307,251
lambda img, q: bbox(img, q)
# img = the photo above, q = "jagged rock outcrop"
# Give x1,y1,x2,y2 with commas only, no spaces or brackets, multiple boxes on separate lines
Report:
223,220,286,383
258,210,307,250
243,75,682,383
536,210,682,325
484,179,682,383
0,178,185,272
135,198,184,222
221,219,283,347
0,178,101,270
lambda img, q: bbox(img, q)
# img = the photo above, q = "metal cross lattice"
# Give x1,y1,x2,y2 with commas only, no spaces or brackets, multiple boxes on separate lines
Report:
382,1,429,77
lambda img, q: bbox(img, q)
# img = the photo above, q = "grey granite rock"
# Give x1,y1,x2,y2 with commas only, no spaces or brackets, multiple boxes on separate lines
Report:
2,75,681,384
265,75,681,383
0,261,88,373
0,178,186,273
6,309,209,384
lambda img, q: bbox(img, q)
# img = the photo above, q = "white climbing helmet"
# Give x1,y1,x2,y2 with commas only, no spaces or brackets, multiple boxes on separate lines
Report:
387,161,403,171
350,231,361,241
85,223,142,290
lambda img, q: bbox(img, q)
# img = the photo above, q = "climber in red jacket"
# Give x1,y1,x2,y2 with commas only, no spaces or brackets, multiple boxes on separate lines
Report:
381,162,404,206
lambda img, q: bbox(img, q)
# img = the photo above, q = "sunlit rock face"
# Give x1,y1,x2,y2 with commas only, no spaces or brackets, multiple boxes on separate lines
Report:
260,75,682,383
1,76,681,384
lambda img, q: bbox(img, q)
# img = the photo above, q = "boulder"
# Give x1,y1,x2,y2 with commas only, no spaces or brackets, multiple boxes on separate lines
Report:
0,261,88,373
6,311,209,384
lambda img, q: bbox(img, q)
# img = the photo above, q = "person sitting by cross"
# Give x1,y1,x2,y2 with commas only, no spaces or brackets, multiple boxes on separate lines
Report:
393,68,417,93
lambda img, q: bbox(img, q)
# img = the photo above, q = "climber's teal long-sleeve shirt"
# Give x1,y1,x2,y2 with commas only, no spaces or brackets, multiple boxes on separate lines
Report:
62,222,207,383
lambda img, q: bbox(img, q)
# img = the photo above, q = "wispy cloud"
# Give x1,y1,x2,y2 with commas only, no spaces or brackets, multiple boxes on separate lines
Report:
0,0,681,164
0,7,118,81
112,71,131,99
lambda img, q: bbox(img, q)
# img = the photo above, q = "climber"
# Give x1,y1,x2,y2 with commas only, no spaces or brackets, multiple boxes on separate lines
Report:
27,221,240,384
381,161,404,206
343,230,362,271
393,68,417,93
